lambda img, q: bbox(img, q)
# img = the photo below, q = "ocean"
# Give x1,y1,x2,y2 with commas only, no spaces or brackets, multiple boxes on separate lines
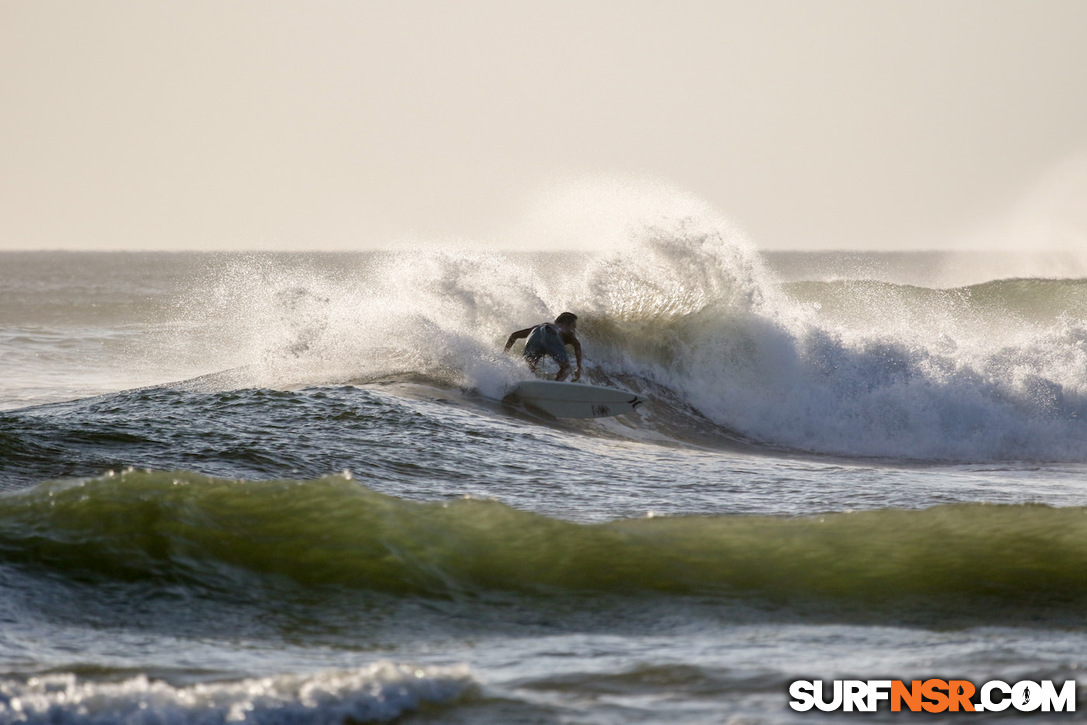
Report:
2,229,1087,723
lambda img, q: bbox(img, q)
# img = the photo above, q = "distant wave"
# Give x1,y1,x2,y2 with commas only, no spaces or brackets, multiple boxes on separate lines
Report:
783,277,1087,326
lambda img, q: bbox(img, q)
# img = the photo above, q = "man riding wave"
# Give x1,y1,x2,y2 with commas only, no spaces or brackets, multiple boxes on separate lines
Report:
504,312,583,382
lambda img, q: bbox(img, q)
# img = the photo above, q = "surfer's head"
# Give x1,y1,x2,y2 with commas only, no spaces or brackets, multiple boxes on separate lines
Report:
555,312,577,328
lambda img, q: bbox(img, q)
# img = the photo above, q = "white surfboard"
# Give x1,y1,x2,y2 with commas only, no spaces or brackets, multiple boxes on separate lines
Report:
511,380,643,419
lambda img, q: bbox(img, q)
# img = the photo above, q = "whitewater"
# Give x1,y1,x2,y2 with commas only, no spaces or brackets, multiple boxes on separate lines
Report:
2,213,1087,723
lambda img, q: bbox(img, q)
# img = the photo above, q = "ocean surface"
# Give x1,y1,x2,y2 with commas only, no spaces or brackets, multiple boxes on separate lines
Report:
2,232,1087,723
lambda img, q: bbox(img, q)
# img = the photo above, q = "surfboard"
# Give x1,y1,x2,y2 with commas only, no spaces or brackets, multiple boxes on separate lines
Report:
510,380,643,419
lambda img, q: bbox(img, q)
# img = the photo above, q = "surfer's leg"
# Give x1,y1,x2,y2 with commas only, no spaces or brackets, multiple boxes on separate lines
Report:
523,330,547,373
555,361,571,381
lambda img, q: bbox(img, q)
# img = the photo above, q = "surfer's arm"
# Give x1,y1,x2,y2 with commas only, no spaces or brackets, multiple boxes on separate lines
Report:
504,327,535,352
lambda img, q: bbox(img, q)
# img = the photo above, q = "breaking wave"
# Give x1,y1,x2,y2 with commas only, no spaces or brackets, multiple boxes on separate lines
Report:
150,208,1087,462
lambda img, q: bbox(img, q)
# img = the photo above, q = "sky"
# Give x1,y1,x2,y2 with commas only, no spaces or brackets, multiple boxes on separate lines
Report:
2,0,1086,252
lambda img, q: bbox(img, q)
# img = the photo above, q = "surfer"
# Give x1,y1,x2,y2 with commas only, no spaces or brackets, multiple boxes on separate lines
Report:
504,312,583,382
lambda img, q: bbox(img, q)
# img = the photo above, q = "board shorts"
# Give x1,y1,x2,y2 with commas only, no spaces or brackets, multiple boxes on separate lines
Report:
523,324,569,365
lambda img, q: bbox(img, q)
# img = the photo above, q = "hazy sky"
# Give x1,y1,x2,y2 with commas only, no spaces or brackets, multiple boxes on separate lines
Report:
3,0,1086,251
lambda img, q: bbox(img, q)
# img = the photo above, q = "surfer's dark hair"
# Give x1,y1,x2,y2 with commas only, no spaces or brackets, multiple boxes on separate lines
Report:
555,312,578,325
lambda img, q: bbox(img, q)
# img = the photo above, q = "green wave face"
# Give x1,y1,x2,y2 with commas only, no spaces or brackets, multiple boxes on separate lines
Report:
2,471,1086,616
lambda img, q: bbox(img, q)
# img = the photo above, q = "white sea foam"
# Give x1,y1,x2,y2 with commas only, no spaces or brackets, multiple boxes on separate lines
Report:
0,662,473,724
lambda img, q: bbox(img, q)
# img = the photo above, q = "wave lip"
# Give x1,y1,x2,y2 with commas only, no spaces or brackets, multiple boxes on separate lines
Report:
0,662,474,725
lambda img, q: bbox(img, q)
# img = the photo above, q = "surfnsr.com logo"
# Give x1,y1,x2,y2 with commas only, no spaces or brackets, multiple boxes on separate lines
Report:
789,679,1076,713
